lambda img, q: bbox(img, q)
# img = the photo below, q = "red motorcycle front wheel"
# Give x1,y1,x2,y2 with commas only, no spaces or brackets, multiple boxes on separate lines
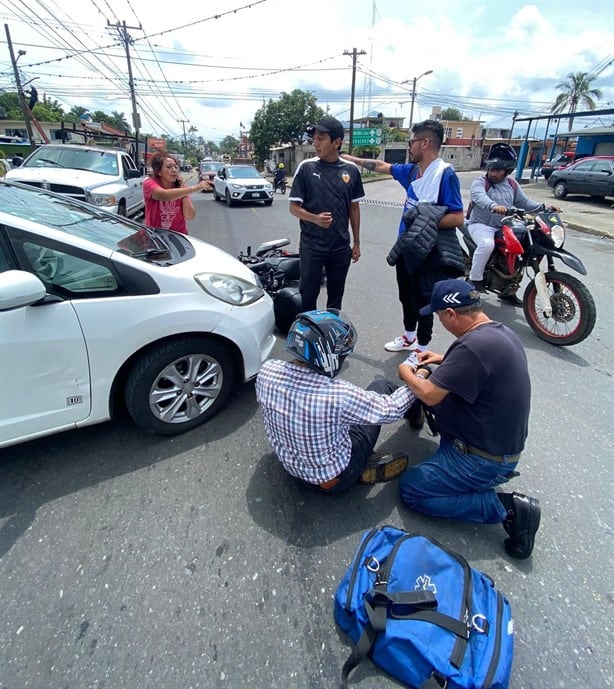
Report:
523,271,596,346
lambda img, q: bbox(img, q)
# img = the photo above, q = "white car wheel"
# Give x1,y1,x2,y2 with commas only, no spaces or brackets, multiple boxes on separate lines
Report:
125,336,235,435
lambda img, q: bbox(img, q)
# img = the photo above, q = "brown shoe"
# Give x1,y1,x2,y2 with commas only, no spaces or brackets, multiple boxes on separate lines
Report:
359,453,409,485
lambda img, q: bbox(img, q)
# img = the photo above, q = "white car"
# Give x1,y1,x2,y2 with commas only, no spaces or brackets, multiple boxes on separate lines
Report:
0,180,276,448
213,164,274,206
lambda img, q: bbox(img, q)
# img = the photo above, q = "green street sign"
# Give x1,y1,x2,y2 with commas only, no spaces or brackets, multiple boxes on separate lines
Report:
352,127,382,146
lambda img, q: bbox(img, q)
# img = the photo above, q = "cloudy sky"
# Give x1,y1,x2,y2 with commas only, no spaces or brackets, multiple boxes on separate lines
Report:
1,0,612,143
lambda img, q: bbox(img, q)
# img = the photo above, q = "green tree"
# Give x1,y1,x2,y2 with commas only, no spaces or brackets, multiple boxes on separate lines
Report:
250,89,325,164
219,135,240,157
32,94,64,122
109,111,131,134
551,71,602,131
0,92,23,119
440,107,471,121
65,105,90,124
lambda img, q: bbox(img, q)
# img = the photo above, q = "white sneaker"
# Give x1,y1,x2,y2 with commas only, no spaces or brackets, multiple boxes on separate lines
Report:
384,335,417,352
403,351,420,368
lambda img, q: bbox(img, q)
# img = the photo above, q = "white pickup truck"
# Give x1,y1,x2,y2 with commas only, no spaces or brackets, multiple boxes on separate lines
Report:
6,143,145,217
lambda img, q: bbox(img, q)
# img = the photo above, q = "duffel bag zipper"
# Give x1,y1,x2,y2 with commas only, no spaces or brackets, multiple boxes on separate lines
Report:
378,533,473,668
482,590,504,688
345,527,378,612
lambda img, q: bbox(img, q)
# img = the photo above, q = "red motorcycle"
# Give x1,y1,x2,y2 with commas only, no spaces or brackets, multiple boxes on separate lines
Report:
457,208,596,346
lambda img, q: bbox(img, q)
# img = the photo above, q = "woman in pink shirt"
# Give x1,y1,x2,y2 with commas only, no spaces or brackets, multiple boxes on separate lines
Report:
143,152,210,234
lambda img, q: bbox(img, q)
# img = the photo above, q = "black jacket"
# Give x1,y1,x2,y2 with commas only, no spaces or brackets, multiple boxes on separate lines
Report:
386,203,465,295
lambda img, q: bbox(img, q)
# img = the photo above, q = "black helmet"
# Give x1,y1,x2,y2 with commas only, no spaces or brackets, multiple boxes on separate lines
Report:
486,143,517,173
285,309,357,378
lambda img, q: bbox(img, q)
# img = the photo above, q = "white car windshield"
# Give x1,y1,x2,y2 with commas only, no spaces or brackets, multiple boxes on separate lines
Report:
0,183,171,258
23,147,119,175
227,167,262,179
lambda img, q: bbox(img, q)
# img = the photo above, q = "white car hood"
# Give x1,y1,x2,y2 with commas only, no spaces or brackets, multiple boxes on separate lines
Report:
7,167,114,187
182,236,258,283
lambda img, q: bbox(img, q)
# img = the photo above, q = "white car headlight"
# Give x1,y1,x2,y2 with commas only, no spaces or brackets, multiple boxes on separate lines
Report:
230,183,246,190
195,272,265,305
88,193,117,207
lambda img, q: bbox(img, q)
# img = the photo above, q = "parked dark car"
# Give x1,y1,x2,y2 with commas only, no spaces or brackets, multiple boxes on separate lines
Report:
547,156,614,199
540,151,575,180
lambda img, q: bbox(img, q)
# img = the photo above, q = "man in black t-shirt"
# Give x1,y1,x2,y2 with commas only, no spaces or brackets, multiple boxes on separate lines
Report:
397,279,541,559
289,116,365,311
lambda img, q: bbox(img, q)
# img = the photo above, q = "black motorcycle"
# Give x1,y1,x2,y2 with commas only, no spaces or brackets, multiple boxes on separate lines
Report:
273,177,287,194
238,239,302,333
457,208,596,346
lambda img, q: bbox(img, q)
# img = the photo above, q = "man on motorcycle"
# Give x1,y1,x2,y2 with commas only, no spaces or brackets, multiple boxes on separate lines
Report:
467,143,559,306
398,278,541,559
274,162,286,192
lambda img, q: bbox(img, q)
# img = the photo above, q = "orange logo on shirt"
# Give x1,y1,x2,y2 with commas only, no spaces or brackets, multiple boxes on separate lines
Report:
341,171,350,184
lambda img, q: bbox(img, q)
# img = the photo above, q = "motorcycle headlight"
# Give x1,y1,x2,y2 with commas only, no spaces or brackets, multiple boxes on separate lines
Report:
195,272,265,306
550,224,565,248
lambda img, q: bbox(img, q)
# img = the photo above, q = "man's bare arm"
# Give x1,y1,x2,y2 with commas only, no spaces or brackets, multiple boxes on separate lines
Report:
341,153,392,175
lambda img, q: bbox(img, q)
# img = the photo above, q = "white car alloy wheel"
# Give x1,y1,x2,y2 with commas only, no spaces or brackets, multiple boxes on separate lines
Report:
125,336,235,435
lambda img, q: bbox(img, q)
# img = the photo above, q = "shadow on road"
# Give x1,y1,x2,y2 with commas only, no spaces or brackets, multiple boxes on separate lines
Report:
0,383,261,559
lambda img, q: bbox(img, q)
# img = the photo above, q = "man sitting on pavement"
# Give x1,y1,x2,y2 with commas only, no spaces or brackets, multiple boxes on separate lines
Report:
397,278,541,559
256,309,422,493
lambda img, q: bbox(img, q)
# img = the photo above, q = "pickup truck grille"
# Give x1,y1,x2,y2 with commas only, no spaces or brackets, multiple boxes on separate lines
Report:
18,181,86,202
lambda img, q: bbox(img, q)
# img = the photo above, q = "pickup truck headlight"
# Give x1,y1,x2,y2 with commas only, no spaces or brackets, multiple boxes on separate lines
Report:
88,193,117,208
194,273,265,305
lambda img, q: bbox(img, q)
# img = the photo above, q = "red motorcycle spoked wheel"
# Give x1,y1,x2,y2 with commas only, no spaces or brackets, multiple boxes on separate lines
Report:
522,271,596,346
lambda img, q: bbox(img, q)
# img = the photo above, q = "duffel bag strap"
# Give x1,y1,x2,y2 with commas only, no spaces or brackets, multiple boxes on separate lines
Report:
340,590,438,688
420,672,448,688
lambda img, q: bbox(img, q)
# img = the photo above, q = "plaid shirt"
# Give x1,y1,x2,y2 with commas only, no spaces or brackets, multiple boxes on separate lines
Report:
255,360,413,484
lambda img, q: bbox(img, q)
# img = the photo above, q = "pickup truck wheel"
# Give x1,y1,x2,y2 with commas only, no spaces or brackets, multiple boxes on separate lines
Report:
117,200,127,216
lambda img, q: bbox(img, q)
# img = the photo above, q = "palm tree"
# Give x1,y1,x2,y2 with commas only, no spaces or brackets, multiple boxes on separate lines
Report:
551,71,602,131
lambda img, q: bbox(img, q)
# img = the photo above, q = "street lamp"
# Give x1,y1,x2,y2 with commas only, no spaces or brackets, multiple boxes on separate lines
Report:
402,70,433,132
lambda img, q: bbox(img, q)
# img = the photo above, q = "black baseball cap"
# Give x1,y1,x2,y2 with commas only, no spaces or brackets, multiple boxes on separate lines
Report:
312,116,345,141
419,279,482,316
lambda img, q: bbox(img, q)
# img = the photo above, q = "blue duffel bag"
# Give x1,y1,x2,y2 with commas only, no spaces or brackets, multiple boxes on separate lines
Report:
334,526,514,689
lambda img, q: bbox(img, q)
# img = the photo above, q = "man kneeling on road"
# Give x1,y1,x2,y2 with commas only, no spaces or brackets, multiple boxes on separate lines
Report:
398,279,541,558
256,309,423,493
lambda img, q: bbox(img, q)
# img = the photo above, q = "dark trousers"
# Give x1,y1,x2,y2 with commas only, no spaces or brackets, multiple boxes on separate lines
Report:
316,377,397,494
300,244,352,312
395,261,433,346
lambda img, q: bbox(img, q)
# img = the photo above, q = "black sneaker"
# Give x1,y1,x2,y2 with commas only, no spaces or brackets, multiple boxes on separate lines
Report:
504,493,541,559
498,294,523,307
468,279,486,293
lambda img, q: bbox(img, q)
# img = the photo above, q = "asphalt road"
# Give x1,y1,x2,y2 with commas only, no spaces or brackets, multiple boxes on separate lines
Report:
0,187,612,689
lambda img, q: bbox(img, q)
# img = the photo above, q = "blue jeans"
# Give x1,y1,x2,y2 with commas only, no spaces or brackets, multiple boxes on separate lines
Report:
313,377,397,494
399,437,518,523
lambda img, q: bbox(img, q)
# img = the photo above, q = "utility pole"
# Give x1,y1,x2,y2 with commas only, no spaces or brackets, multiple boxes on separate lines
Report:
343,48,366,154
402,70,433,133
108,20,142,163
4,24,35,145
177,119,189,151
